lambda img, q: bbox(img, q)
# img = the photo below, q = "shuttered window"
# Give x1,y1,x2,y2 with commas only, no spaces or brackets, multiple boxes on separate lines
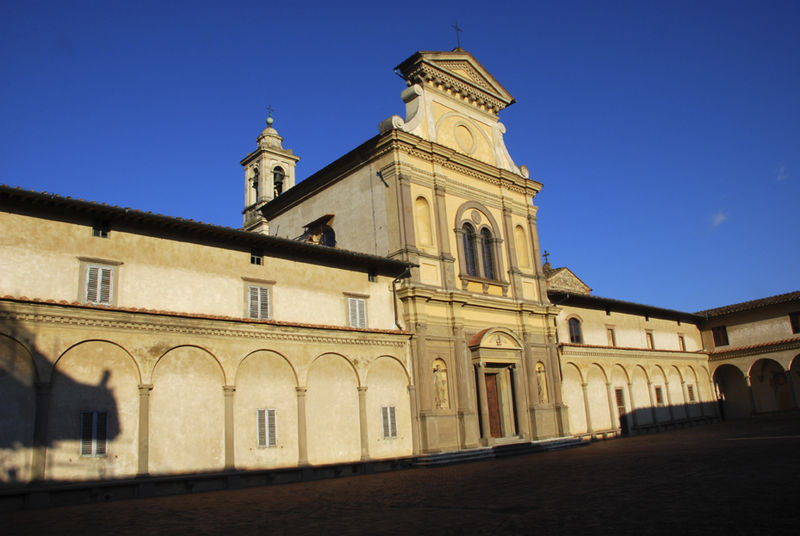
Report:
80,411,108,457
381,406,397,439
347,297,367,328
86,265,113,304
687,385,695,402
248,286,270,320
257,408,277,448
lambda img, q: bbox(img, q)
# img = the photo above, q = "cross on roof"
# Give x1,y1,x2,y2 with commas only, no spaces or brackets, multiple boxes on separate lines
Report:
266,104,274,118
543,250,550,264
451,22,463,49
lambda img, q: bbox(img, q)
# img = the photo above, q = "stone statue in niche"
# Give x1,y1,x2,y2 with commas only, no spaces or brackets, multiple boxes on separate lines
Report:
535,362,548,404
433,360,449,409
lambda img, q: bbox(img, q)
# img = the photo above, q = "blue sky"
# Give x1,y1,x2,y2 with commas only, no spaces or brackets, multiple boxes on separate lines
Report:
1,1,798,312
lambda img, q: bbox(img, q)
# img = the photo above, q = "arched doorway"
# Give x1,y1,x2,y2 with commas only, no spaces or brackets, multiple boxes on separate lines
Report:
713,365,750,419
749,359,792,412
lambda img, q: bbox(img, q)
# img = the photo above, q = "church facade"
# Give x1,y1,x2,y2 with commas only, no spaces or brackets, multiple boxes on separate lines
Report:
1,49,797,486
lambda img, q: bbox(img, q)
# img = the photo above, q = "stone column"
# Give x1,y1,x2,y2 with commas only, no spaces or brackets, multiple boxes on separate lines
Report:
397,173,417,253
581,382,594,437
475,363,491,443
785,371,799,409
433,182,455,289
501,204,522,300
606,382,618,432
31,382,52,481
511,364,529,439
681,380,691,419
137,384,153,476
358,386,370,461
626,382,638,430
664,381,676,422
407,385,421,455
526,210,548,302
223,385,236,470
745,376,758,415
296,387,309,466
647,382,658,423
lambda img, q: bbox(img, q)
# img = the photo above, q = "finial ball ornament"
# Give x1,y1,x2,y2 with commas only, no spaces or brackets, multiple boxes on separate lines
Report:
266,116,274,126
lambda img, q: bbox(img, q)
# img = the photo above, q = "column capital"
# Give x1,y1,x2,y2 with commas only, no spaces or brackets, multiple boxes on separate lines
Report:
407,384,416,393
223,385,236,395
295,386,308,395
358,386,368,393
138,383,153,392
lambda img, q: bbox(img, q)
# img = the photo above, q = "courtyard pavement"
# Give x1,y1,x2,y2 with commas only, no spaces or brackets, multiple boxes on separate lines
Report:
6,413,800,535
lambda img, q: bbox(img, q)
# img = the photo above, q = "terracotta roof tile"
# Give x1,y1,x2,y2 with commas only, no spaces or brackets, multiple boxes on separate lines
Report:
695,290,800,317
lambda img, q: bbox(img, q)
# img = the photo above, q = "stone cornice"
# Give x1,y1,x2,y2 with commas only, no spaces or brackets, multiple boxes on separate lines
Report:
708,337,800,361
0,298,410,347
558,343,709,362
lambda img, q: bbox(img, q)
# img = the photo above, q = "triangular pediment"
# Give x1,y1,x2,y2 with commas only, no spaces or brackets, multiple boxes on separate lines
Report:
395,50,515,113
546,267,592,295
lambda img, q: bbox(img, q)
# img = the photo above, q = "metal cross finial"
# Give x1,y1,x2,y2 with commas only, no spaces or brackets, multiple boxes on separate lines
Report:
451,22,463,49
543,250,550,264
266,104,274,118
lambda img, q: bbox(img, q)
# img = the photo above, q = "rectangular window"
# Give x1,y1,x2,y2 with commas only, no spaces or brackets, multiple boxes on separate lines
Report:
92,221,109,238
790,312,800,334
85,265,113,305
646,331,654,349
250,249,263,265
606,328,616,347
614,388,625,408
381,406,397,439
654,386,664,406
687,385,695,402
257,408,277,448
80,411,107,457
347,297,367,328
248,285,270,320
678,334,686,352
712,326,729,346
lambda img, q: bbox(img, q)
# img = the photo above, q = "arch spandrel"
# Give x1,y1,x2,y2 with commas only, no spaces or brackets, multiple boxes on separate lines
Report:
52,339,141,385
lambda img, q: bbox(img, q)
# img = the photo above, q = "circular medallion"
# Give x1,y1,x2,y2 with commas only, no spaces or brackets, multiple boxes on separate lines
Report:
470,210,482,224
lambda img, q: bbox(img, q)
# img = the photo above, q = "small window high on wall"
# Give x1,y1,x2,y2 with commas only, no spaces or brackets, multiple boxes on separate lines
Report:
568,318,583,344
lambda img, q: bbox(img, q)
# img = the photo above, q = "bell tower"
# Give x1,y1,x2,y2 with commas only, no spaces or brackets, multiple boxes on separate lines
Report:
240,110,300,234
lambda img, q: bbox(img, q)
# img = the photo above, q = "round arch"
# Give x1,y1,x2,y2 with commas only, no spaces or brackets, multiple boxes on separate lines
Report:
235,349,299,387
151,344,226,385
307,352,361,387
52,339,141,384
713,364,750,419
749,358,791,412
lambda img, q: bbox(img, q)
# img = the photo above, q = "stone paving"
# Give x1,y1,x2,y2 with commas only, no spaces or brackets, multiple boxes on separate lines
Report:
6,413,800,535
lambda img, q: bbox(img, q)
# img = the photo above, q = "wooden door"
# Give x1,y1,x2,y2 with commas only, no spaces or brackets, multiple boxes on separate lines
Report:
485,373,502,438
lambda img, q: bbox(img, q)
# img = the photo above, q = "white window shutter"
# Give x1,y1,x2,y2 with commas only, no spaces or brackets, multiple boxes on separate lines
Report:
381,406,389,438
357,299,366,328
95,412,108,455
80,412,94,456
249,286,260,319
257,409,267,447
267,408,277,447
348,298,366,328
86,267,99,303
259,287,270,320
99,268,112,304
389,406,397,438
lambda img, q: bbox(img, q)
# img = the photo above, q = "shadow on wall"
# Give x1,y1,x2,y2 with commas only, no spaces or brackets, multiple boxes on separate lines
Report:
617,402,720,436
0,301,119,484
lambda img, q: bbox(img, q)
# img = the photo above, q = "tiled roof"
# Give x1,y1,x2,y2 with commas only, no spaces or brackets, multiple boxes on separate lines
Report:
695,290,800,317
0,185,411,277
547,290,702,323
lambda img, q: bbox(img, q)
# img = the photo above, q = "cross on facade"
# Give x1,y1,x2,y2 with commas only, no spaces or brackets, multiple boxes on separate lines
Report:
451,22,463,49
